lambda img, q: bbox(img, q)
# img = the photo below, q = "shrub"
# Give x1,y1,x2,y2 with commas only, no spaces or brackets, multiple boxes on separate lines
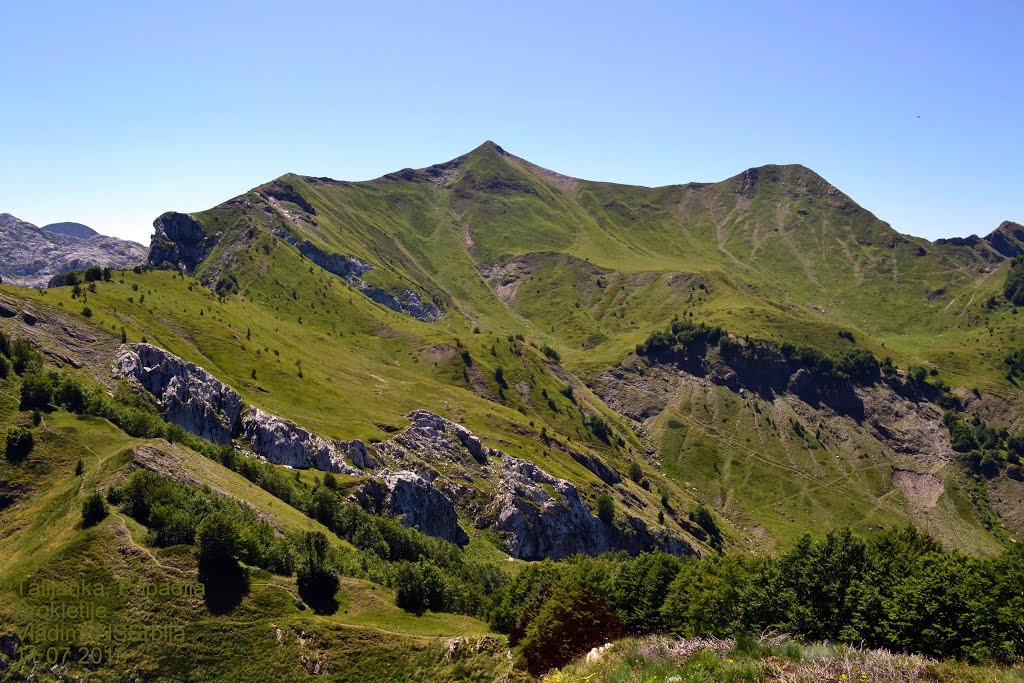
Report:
540,345,561,362
518,577,623,676
689,505,723,551
296,531,338,611
394,560,447,615
5,427,34,462
195,511,241,567
82,492,109,527
19,372,53,410
628,462,643,484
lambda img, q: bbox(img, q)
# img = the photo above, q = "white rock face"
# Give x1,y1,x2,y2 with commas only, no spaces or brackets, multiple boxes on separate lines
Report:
241,407,355,473
116,343,243,444
115,344,357,472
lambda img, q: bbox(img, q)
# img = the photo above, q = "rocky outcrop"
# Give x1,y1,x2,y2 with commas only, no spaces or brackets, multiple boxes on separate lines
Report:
984,220,1024,258
114,344,691,558
372,409,690,559
351,470,468,545
115,344,357,472
491,456,686,560
273,229,443,322
360,286,443,322
241,407,355,473
147,212,219,272
0,213,146,288
116,343,243,444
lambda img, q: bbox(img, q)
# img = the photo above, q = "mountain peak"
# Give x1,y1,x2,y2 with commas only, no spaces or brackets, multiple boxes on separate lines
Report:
469,140,508,157
983,220,1024,258
42,221,99,239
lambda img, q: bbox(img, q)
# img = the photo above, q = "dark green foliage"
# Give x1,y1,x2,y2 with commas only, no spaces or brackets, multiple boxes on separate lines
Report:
838,330,856,343
584,413,612,443
20,371,53,409
0,329,10,358
595,492,614,524
5,426,34,462
296,531,339,612
540,344,561,362
0,354,9,379
688,505,723,551
745,529,866,641
661,554,752,636
518,574,623,676
393,560,447,615
1005,347,1024,381
636,318,722,356
118,470,290,574
494,366,506,388
81,491,109,527
75,458,84,476
609,552,683,633
943,410,1013,478
84,265,103,282
637,319,879,385
10,338,42,375
102,267,112,282
1003,256,1024,305
628,462,643,484
215,273,240,298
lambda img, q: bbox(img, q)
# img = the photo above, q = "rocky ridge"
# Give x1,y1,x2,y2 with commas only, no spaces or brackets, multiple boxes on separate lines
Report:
0,213,147,288
273,230,443,322
114,343,694,558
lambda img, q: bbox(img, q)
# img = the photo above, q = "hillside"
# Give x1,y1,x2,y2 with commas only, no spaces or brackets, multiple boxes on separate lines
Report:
0,214,146,288
1,142,1023,679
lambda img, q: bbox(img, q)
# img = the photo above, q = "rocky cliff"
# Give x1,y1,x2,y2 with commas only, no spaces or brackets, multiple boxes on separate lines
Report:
114,343,695,558
146,212,219,272
0,213,146,287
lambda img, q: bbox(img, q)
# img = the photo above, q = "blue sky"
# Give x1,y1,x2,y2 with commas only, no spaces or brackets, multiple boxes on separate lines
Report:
2,1,1021,242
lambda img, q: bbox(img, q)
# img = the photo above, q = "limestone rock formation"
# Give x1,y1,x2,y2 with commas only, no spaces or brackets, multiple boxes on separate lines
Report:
147,212,219,272
0,213,146,288
115,344,357,472
116,343,243,444
272,229,443,322
351,470,468,545
114,344,692,557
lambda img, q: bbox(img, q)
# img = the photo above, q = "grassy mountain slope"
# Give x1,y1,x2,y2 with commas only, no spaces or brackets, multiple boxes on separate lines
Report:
6,142,1024,555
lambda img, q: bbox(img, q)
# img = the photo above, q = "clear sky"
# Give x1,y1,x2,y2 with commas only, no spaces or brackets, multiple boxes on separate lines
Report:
2,1,1021,243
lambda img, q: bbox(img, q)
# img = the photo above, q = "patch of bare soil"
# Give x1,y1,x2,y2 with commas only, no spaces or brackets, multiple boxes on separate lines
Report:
0,291,120,379
892,469,944,509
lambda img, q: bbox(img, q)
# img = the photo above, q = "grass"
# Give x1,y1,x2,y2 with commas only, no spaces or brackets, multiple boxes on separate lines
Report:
4,140,1023,555
0,395,508,681
548,634,1024,683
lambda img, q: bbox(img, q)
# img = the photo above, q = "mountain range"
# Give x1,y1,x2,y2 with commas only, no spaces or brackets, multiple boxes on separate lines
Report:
1,142,1022,680
0,213,146,287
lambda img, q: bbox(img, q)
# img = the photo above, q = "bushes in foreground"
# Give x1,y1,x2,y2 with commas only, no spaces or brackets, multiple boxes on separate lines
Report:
489,528,1024,673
